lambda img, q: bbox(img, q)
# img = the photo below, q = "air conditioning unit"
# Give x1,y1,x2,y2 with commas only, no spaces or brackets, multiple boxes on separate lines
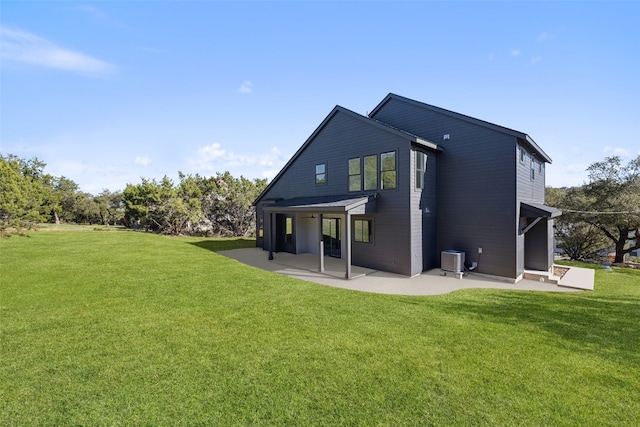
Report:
441,250,465,278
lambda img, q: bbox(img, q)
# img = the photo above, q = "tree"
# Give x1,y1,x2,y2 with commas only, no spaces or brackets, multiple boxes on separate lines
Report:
71,192,101,224
546,186,609,260
0,154,50,231
48,176,80,224
94,190,124,225
202,172,267,237
122,175,203,234
574,155,640,263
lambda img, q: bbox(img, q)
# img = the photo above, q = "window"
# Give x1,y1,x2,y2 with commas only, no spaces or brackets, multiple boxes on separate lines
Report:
531,158,536,180
285,217,293,244
415,151,426,189
519,147,527,164
364,155,377,191
353,219,372,243
315,163,326,185
348,158,361,191
380,151,397,189
258,215,264,238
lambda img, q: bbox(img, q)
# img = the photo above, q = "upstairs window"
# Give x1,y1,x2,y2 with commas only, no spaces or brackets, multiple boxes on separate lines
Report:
348,158,361,192
364,155,377,191
519,147,527,164
380,151,397,189
415,151,426,189
531,158,537,180
315,163,326,185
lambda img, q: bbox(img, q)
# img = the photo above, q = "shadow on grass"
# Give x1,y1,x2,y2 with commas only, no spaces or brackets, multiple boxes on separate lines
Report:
443,292,640,365
188,238,256,252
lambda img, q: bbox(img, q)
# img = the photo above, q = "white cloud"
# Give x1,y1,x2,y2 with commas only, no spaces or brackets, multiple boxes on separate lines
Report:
531,55,542,65
198,143,227,162
487,53,495,61
546,163,590,187
603,146,630,157
536,32,552,42
510,48,521,57
189,143,286,176
72,4,109,20
239,80,253,94
0,26,116,75
134,156,151,166
262,169,281,180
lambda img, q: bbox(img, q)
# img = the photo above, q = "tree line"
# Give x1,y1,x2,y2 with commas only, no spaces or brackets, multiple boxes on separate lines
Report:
3,153,638,263
546,155,640,263
0,154,267,237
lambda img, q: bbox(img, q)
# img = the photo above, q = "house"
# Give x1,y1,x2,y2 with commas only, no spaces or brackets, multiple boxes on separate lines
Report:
253,93,561,281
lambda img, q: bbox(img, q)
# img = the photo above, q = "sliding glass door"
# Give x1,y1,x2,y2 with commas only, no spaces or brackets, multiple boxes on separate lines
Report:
322,218,341,258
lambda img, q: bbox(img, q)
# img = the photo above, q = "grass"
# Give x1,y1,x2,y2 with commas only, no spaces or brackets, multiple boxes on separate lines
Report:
1,227,639,426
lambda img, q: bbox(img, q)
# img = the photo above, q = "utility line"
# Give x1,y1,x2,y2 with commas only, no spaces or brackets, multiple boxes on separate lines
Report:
561,209,640,215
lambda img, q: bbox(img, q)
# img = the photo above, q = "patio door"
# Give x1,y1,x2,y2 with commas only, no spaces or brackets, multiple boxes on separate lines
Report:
276,214,295,253
322,218,341,258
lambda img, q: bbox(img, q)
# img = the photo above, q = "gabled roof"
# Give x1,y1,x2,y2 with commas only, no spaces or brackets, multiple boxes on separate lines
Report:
369,93,553,164
253,105,440,206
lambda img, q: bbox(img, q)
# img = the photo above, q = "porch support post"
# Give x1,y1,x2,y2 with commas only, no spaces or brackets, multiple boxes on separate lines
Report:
345,212,352,280
268,212,275,260
318,214,324,273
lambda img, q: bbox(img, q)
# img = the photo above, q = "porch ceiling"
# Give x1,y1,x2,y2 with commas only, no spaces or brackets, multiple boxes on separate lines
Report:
264,194,377,214
521,202,562,218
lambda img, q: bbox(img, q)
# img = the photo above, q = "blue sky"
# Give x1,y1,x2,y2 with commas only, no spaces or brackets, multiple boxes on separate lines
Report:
2,1,639,194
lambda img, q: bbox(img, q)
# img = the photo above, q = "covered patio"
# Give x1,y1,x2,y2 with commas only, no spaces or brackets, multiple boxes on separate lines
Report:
220,248,590,296
263,194,377,280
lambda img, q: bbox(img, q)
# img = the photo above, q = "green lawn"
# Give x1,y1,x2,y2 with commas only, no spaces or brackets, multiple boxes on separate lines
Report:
1,228,639,426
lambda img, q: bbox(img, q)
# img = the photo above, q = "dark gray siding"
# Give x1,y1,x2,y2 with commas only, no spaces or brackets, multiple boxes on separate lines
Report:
372,98,519,278
258,109,416,276
516,143,547,203
524,219,549,270
516,144,549,276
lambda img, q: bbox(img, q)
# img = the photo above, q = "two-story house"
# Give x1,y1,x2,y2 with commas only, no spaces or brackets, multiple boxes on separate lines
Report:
253,94,560,281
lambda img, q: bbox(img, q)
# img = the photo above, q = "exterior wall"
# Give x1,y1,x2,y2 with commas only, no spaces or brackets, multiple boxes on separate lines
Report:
296,215,318,254
257,109,416,276
516,143,551,276
524,218,550,271
410,147,438,275
516,143,546,203
371,99,519,278
350,139,413,275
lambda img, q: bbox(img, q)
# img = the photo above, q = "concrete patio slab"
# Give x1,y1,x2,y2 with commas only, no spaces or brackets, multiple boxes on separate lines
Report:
220,248,584,296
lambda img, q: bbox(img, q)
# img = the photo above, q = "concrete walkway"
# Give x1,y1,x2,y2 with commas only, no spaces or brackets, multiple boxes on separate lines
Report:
220,248,585,296
558,265,595,290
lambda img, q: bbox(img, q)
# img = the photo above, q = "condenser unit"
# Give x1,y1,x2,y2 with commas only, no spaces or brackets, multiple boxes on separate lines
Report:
441,250,465,279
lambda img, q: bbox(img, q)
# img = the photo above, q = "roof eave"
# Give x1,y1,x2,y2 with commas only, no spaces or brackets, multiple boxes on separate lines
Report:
253,106,343,205
524,135,553,163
